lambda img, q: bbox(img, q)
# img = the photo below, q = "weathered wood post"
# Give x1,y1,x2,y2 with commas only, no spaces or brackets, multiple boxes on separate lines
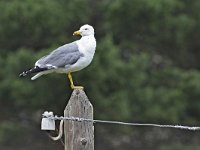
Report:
64,89,94,150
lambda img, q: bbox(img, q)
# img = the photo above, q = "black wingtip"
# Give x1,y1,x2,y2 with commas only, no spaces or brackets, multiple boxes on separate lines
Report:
19,72,27,77
19,66,48,78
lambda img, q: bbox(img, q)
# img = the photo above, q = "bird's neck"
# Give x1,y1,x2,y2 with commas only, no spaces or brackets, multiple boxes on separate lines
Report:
78,35,96,53
78,35,96,49
80,35,95,42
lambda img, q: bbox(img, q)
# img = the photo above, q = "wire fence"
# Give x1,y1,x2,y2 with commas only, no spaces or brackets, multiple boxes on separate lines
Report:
43,115,200,131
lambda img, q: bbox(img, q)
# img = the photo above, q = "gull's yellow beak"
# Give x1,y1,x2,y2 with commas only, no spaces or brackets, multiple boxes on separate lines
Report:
73,30,81,36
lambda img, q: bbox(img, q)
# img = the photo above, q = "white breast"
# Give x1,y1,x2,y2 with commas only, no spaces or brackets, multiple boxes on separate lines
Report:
69,35,96,72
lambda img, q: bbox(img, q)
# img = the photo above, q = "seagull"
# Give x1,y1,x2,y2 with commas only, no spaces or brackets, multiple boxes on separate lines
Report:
19,24,96,89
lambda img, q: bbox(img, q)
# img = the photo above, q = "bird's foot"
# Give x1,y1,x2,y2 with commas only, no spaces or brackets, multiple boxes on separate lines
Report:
68,72,84,90
71,85,84,90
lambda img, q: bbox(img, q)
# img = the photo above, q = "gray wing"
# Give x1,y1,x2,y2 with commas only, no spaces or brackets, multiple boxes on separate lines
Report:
36,42,83,68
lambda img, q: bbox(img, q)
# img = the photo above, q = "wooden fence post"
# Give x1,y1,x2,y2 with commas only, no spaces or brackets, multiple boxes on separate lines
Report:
64,89,94,150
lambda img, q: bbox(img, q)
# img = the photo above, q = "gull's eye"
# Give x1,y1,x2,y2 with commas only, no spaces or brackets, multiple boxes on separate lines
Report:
84,28,88,30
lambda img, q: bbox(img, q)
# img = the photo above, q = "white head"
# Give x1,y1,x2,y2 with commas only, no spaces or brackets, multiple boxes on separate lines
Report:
73,24,95,36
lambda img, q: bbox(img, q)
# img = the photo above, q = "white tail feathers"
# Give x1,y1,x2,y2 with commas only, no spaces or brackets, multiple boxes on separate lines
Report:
31,70,55,80
31,72,44,80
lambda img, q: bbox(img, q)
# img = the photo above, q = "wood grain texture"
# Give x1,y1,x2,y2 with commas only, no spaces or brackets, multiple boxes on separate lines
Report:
64,89,94,150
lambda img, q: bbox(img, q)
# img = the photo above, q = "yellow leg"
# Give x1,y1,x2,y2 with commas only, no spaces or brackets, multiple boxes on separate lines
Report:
67,72,83,89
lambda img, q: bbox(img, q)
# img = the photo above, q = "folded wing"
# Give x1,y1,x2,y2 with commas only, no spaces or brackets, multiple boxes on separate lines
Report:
36,42,83,69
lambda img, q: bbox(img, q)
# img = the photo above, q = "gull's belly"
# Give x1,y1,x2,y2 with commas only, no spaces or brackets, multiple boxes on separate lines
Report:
70,56,92,72
55,55,93,73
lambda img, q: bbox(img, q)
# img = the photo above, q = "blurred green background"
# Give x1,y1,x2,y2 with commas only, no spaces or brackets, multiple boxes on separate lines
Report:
0,0,200,149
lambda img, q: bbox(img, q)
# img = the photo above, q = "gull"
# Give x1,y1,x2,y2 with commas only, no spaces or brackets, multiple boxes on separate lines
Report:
19,24,96,89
